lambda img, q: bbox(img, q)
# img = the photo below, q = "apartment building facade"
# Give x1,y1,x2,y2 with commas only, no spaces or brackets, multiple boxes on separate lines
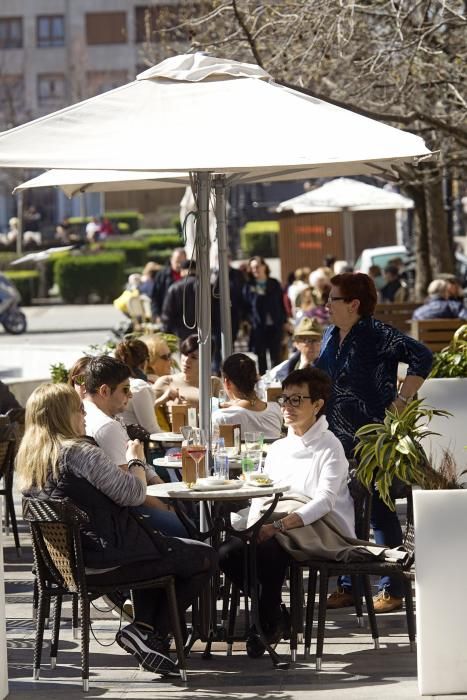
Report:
0,0,184,231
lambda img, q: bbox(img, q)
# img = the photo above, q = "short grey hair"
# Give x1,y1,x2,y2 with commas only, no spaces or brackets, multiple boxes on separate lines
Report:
427,279,449,296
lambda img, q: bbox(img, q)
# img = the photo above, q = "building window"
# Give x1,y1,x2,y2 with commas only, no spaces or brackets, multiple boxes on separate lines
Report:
0,17,23,49
86,12,127,45
86,70,128,97
0,75,24,124
37,74,66,106
37,15,65,47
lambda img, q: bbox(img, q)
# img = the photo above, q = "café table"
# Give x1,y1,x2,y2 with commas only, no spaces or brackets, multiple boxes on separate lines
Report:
147,480,290,668
149,431,184,443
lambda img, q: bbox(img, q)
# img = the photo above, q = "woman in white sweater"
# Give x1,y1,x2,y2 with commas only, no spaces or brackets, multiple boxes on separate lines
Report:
212,353,283,439
219,367,354,657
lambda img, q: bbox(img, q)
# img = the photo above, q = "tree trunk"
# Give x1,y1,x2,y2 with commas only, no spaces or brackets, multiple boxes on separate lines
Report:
424,176,455,276
406,184,431,301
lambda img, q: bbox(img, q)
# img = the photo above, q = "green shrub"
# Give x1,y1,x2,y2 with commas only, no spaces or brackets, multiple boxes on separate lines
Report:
4,270,40,305
101,239,148,266
146,249,174,265
117,222,130,234
68,211,143,234
55,253,125,303
144,234,184,251
240,221,279,258
134,228,179,238
0,252,24,270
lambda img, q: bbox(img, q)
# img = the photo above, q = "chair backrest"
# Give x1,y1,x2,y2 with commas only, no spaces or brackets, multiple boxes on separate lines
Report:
348,468,372,540
22,497,89,593
374,302,419,333
402,487,415,563
139,294,152,321
0,439,15,485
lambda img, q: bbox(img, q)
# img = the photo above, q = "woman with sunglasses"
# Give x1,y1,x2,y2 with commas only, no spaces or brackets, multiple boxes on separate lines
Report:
140,333,173,382
114,339,161,434
212,353,283,439
219,366,354,657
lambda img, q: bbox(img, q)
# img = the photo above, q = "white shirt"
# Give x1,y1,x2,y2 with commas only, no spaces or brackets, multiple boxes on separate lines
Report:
118,377,160,434
248,415,355,536
84,397,157,481
212,402,283,439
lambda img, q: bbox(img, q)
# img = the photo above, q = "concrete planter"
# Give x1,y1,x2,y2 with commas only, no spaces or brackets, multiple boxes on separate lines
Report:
418,378,467,477
414,490,467,695
0,500,9,698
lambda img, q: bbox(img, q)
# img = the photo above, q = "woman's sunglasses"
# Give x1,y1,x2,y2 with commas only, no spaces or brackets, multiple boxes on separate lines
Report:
157,353,171,361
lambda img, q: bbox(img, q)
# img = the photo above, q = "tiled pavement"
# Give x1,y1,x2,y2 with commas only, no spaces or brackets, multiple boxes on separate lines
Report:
2,500,465,700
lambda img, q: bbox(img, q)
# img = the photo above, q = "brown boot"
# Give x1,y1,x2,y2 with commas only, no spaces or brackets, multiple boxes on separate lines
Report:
373,590,403,613
326,587,354,609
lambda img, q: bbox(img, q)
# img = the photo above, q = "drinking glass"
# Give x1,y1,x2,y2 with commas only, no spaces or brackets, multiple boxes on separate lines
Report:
244,431,263,451
185,428,207,481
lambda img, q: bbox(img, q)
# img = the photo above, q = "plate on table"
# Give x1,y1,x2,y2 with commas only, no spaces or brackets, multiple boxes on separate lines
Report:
191,479,244,492
150,432,183,442
247,477,274,488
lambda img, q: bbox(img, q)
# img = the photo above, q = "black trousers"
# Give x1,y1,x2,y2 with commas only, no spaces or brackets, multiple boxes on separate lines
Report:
251,326,283,375
219,536,290,629
88,538,218,636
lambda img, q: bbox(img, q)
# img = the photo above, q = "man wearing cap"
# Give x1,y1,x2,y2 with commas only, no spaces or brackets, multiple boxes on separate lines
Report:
271,317,323,383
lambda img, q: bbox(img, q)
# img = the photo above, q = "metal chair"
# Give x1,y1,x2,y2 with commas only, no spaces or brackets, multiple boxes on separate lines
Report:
23,496,187,691
0,438,21,556
290,483,415,670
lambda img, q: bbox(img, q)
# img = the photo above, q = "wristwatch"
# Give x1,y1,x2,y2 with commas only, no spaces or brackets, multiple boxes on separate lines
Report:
272,519,286,533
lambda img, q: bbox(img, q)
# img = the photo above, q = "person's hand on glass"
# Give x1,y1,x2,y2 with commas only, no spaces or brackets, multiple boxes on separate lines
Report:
126,439,145,463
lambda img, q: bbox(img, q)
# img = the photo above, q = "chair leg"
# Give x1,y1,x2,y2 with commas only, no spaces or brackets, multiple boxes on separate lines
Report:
289,564,302,663
226,583,239,656
350,575,363,626
403,577,416,652
165,579,187,683
362,575,379,649
315,570,329,671
50,594,62,668
304,569,317,659
79,594,90,692
32,577,38,621
5,487,21,556
72,594,80,639
33,591,48,680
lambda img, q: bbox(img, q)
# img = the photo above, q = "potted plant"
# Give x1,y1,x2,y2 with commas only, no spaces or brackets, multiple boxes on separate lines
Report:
419,323,467,477
354,399,467,696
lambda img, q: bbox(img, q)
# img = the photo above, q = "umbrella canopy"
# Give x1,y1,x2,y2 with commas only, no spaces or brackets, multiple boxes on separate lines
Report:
276,177,414,213
14,169,188,197
0,53,430,176
0,52,431,444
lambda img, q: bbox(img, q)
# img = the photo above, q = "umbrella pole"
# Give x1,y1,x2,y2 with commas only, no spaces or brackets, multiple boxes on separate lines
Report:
214,175,233,359
195,171,212,450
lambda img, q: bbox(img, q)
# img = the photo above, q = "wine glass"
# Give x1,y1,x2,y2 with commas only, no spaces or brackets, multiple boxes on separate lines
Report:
185,428,208,481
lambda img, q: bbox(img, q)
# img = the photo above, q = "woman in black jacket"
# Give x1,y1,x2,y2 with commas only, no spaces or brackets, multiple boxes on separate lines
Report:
243,256,288,375
16,383,217,677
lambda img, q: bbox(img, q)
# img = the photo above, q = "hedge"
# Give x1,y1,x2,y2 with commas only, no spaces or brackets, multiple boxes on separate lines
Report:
134,228,179,238
4,270,40,305
54,253,126,303
68,211,143,234
240,220,279,258
146,248,176,266
101,239,148,266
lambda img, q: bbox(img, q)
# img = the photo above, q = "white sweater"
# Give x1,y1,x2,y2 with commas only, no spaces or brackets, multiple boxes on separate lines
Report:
118,377,160,434
248,415,355,536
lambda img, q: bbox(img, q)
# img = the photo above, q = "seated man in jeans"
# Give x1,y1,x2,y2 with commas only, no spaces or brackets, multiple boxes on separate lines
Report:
83,355,187,537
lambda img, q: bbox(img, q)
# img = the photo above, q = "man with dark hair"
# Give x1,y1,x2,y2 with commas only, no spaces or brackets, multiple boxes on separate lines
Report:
151,247,186,320
83,355,187,537
380,265,408,302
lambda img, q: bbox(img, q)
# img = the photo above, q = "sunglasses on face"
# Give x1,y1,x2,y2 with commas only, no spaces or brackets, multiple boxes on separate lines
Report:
277,394,313,408
158,353,171,361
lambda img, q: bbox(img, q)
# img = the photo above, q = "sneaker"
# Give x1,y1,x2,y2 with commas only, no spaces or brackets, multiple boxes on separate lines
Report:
373,590,403,613
326,587,354,609
116,623,177,676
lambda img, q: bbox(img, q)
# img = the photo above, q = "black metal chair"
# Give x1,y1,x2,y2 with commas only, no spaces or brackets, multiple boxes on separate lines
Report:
23,496,187,691
289,483,416,670
0,438,21,556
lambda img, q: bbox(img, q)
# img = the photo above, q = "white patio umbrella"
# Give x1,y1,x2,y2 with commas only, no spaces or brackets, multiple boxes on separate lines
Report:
0,52,431,444
277,177,414,260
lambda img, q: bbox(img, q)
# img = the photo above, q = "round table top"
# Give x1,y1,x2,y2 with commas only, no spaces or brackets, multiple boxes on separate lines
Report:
147,481,288,501
153,457,182,469
149,432,184,442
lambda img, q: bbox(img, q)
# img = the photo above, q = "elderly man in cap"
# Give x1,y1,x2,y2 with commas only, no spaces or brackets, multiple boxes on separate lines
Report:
270,317,323,383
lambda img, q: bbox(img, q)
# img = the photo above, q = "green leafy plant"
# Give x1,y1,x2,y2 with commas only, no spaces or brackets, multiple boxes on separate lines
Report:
54,253,125,303
355,399,454,510
50,363,69,383
430,324,467,378
4,270,39,305
240,220,279,257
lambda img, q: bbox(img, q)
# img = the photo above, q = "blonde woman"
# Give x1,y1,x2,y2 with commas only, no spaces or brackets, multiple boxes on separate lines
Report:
140,333,173,382
17,383,217,677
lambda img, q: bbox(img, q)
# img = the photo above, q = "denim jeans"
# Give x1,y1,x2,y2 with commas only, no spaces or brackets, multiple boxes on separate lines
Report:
135,504,188,538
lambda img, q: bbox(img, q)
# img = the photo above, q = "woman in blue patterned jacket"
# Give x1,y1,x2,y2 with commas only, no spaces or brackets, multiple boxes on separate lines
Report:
315,272,432,613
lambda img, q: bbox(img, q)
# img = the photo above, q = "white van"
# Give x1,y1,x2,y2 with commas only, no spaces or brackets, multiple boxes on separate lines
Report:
354,245,408,273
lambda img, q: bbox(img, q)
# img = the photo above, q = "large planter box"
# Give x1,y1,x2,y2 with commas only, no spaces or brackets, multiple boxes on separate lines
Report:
418,378,467,477
414,490,467,694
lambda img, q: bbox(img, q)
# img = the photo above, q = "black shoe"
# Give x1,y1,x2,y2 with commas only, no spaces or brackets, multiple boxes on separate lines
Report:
116,623,177,677
246,606,291,659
